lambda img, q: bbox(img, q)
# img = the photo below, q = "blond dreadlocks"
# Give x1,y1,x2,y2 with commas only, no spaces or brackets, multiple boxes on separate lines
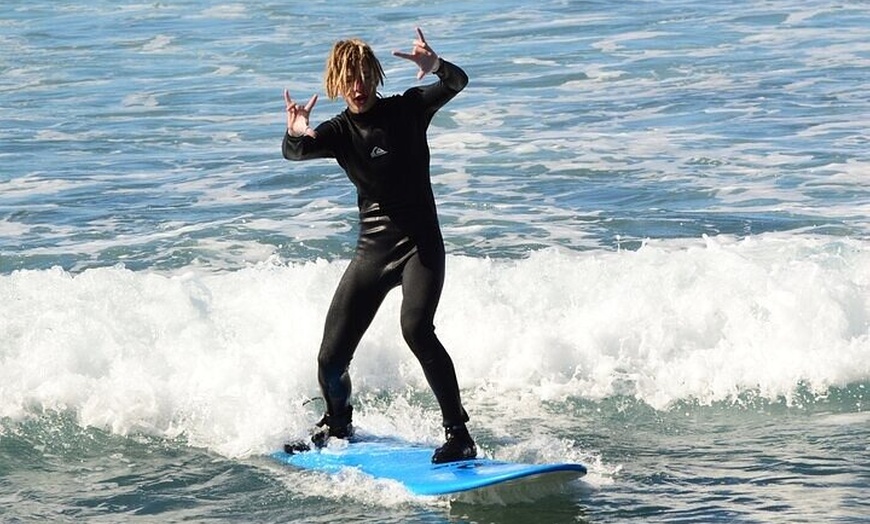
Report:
324,39,385,100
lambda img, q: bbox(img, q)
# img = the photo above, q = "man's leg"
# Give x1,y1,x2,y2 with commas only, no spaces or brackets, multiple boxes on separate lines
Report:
400,253,469,428
318,258,389,423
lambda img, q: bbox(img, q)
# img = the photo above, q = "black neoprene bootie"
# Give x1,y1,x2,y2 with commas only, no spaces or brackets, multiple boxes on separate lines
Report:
432,423,477,464
310,406,354,449
284,406,354,454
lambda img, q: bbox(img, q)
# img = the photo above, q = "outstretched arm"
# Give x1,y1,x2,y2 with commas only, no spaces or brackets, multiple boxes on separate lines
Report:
392,27,441,80
282,89,337,161
394,27,468,116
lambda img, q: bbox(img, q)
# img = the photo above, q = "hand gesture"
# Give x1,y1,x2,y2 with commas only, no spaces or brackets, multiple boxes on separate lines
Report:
284,89,318,137
393,27,440,80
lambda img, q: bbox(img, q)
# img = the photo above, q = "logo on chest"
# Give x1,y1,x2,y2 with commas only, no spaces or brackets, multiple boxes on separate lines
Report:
370,146,389,158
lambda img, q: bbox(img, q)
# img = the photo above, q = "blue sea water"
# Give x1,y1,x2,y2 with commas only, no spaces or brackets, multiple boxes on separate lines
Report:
1,0,869,522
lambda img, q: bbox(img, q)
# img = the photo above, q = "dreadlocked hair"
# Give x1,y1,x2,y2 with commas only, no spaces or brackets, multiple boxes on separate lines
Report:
325,39,385,100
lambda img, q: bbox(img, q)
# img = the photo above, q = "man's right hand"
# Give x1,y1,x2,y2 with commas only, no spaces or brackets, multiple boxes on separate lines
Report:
284,89,318,137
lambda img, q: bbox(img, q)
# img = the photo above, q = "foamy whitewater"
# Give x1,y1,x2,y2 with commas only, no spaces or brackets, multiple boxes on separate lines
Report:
1,1,869,522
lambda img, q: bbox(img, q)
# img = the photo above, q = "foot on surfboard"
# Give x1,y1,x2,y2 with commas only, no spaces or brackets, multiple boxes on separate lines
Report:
432,424,477,464
283,407,355,454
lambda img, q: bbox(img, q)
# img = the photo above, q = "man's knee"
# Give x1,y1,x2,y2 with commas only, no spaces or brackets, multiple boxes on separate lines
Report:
401,316,429,347
318,345,351,378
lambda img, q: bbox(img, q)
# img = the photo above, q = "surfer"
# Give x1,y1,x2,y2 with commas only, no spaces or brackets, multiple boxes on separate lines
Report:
282,28,476,463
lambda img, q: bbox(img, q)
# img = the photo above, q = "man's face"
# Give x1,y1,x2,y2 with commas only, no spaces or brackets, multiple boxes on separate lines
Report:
343,71,378,114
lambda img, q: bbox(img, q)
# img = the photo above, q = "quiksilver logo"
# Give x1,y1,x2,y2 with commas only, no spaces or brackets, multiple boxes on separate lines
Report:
370,146,389,158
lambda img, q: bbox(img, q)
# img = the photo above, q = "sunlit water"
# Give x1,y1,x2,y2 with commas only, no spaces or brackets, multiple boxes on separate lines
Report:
1,0,868,522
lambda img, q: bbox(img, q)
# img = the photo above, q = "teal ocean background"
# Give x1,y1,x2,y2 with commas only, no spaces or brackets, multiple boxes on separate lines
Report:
2,1,868,522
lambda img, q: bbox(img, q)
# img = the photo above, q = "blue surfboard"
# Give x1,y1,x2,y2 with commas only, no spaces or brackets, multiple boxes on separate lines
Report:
270,438,587,496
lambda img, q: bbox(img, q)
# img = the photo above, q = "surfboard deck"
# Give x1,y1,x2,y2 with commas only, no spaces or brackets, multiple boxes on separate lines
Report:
270,437,587,496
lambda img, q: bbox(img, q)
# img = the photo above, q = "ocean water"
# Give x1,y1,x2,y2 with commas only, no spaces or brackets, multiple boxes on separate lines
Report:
1,0,869,522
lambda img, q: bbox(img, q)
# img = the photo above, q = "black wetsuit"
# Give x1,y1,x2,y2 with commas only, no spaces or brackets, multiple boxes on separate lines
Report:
282,60,470,428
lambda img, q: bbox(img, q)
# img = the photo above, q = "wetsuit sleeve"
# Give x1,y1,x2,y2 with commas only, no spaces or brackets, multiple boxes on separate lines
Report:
415,59,469,120
282,119,340,161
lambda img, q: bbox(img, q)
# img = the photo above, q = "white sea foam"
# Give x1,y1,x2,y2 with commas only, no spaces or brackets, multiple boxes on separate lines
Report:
141,35,173,53
122,92,160,109
200,4,247,19
0,221,29,237
1,235,866,458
